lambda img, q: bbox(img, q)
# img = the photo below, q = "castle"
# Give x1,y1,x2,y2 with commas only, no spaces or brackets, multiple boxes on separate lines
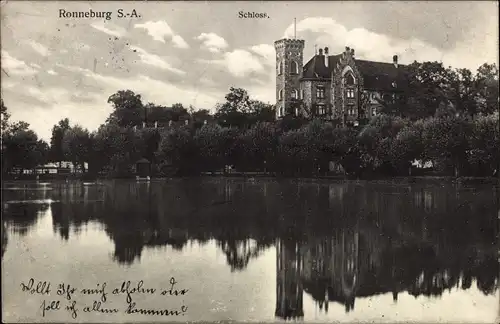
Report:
274,38,409,124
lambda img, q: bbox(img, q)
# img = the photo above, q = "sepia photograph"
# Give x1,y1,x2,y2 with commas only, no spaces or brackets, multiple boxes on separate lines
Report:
1,1,499,323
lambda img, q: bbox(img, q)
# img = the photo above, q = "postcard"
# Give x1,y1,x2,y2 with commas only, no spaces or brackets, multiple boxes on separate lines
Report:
1,1,499,323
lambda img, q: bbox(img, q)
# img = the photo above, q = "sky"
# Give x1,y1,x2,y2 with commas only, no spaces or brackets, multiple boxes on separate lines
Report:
1,1,499,141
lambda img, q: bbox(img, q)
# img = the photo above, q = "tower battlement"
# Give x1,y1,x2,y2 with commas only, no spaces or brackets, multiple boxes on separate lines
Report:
274,38,305,49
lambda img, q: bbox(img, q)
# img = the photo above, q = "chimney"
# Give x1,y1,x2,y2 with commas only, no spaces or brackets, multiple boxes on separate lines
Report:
324,47,329,67
393,55,398,68
318,48,323,55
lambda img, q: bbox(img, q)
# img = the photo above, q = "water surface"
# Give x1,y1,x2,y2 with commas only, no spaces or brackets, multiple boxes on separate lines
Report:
2,179,499,322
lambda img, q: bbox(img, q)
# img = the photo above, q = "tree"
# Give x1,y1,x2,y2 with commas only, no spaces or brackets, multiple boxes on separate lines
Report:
193,124,232,172
391,120,425,174
170,103,190,122
467,114,499,175
405,61,453,119
62,125,91,172
191,109,214,129
92,124,143,176
446,67,479,118
107,90,144,127
214,87,253,128
2,121,48,175
49,118,70,166
421,116,472,176
1,99,10,140
138,127,161,163
475,63,499,116
233,122,279,172
356,115,408,173
158,126,195,175
249,100,276,124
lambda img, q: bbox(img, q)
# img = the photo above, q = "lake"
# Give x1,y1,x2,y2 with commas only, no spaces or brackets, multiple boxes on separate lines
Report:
1,178,499,323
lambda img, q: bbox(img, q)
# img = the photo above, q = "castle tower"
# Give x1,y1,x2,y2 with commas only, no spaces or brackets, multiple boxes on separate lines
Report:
274,38,305,118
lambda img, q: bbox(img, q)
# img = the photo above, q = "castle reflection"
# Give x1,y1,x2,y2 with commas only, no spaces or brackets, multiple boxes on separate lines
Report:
275,226,498,320
1,179,498,319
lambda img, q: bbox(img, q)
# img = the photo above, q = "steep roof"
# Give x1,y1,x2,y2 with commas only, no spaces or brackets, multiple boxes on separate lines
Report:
301,54,409,92
355,60,409,91
302,54,342,80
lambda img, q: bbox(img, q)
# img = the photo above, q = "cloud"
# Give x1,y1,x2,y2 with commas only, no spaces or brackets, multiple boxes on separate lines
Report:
172,35,189,49
71,42,91,52
282,17,496,71
25,86,72,105
195,33,229,53
223,50,265,77
57,64,221,110
283,17,441,63
47,70,58,75
130,46,186,75
134,20,189,49
24,40,50,56
250,44,275,65
1,50,38,76
199,47,270,78
90,23,126,37
8,94,110,142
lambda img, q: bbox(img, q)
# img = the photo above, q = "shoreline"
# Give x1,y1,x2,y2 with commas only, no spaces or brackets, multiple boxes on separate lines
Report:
1,174,498,186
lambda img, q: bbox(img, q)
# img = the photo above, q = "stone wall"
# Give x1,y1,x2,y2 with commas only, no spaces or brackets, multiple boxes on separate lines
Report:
311,80,331,116
301,80,313,117
331,47,364,124
275,39,305,118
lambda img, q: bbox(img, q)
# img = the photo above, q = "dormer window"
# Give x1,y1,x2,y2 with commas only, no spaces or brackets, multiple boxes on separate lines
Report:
278,61,283,75
290,61,299,75
278,88,284,100
291,89,298,100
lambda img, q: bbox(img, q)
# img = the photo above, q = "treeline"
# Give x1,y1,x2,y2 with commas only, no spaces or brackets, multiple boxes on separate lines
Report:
0,60,498,178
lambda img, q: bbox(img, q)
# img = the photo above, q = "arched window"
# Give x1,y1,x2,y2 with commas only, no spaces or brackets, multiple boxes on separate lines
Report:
278,88,284,100
291,89,298,100
290,61,299,75
345,73,355,85
277,61,283,75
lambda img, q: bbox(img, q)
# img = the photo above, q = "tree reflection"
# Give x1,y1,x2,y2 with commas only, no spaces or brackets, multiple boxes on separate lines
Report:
275,223,498,320
218,238,269,272
2,201,49,236
1,180,497,318
1,220,7,260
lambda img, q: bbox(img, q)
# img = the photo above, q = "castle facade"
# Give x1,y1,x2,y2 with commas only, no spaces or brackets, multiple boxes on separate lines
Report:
274,38,409,124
